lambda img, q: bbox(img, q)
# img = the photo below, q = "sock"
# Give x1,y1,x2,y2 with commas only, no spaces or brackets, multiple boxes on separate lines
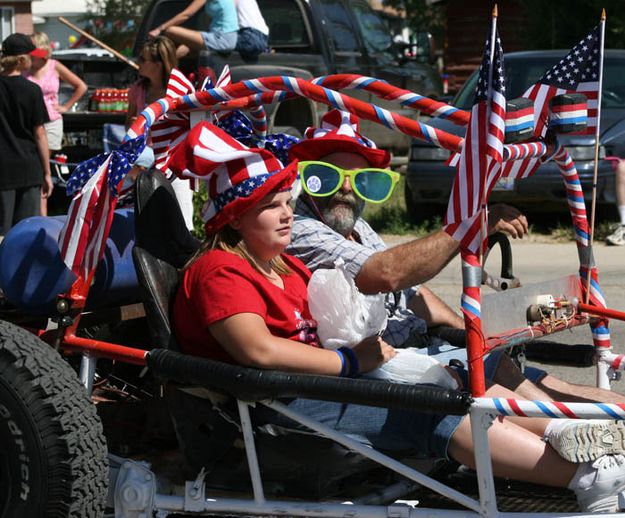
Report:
568,461,598,490
618,205,625,226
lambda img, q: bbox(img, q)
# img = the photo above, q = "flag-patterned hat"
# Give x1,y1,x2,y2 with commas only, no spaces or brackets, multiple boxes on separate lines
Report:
288,109,390,168
167,121,298,235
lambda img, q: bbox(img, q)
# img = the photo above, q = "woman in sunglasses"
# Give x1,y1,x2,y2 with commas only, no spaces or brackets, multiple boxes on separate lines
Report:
170,121,625,513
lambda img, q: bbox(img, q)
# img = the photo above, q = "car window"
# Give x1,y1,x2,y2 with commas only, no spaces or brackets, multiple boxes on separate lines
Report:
454,55,625,110
349,0,392,54
318,0,359,52
260,0,310,47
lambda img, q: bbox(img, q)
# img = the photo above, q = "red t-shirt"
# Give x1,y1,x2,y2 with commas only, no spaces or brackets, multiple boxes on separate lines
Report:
173,249,320,362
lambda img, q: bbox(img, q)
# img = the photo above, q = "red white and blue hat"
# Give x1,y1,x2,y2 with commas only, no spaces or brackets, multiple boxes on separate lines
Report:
167,121,298,235
288,109,390,168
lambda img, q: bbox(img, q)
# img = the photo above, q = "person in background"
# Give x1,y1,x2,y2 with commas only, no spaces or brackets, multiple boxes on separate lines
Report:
0,33,53,236
170,121,625,514
26,31,87,216
605,157,625,246
234,0,269,62
148,0,238,59
126,36,194,231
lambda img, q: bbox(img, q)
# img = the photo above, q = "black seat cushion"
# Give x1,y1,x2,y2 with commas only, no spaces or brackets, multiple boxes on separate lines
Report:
132,168,200,350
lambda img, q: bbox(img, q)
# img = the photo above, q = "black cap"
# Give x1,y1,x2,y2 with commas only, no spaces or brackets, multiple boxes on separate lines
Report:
1,33,36,57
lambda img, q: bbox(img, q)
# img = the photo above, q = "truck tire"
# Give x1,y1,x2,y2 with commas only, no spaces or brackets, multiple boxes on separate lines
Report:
404,183,442,224
0,321,107,518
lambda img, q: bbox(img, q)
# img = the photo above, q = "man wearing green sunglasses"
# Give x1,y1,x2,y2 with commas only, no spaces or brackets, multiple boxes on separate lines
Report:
286,109,625,405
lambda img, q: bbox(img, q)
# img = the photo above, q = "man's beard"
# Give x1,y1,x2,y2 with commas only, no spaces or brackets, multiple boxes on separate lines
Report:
317,192,365,237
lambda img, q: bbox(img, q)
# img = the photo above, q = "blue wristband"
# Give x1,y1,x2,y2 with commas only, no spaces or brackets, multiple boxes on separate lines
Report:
335,349,347,377
338,347,360,378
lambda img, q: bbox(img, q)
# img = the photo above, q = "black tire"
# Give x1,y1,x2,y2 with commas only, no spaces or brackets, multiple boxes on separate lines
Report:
404,182,443,224
0,321,107,518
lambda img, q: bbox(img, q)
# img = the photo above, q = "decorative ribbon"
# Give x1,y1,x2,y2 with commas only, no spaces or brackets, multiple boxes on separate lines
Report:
65,135,145,196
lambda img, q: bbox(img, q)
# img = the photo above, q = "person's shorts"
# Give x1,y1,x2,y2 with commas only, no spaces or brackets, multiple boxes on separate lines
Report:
201,30,238,52
422,337,547,388
44,118,63,151
236,27,268,61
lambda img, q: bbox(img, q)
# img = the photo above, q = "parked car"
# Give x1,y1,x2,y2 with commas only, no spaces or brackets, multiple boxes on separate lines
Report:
405,50,625,223
135,0,443,155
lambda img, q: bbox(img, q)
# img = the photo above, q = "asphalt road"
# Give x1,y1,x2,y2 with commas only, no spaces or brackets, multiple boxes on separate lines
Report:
381,235,625,390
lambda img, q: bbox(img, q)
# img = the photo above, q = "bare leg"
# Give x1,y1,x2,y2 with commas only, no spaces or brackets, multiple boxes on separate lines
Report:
448,385,577,487
492,353,555,401
163,26,205,52
537,374,625,403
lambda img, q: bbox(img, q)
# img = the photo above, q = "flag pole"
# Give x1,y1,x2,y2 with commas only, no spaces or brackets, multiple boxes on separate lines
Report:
479,4,498,264
585,8,606,304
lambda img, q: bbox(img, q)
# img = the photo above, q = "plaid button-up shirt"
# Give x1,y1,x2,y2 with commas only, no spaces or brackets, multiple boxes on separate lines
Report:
286,199,427,347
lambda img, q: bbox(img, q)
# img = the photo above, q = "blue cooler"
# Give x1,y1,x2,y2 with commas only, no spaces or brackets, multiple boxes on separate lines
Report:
0,209,139,315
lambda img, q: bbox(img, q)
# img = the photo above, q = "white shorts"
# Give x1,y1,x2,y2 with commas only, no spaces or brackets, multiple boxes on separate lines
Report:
44,118,63,151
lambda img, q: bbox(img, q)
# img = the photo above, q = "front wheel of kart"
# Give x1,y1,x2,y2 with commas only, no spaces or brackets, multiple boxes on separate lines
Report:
0,320,108,518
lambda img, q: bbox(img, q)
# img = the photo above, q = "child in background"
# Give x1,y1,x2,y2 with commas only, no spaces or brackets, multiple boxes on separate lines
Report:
0,33,53,236
26,31,87,216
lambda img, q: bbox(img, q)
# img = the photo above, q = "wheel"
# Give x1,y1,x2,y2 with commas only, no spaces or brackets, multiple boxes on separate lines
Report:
403,182,443,224
0,321,107,517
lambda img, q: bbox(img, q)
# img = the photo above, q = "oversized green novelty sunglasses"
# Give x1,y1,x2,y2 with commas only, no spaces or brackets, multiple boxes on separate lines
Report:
298,161,400,204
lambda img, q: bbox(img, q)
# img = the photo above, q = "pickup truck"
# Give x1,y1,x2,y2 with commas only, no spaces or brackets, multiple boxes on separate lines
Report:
81,0,442,156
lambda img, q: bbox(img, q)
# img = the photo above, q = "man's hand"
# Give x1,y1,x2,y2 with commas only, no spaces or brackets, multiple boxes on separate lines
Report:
487,204,528,239
352,335,396,374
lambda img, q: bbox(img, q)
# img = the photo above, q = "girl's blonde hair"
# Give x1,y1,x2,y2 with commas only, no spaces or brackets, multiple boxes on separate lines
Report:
140,36,178,88
185,225,292,276
31,31,51,57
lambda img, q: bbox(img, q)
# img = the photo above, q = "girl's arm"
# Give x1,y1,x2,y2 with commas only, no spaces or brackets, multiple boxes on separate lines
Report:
55,61,87,113
149,0,206,37
125,85,139,129
209,312,395,375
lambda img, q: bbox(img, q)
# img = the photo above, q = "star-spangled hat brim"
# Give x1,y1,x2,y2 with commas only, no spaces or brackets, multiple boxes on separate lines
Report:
204,160,298,235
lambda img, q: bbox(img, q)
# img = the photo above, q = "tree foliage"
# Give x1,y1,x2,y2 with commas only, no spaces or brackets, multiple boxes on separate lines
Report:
83,0,153,54
517,0,625,49
381,0,446,46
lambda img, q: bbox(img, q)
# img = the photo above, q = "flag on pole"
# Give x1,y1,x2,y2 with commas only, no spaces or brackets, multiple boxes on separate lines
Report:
503,23,603,180
444,16,506,253
58,136,145,279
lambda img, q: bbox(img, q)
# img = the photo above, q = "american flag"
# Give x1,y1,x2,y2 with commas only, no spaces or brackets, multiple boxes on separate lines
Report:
151,66,231,174
503,23,603,180
58,136,145,279
444,19,506,253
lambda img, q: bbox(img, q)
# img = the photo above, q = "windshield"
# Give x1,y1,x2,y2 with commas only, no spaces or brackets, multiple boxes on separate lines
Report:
350,0,392,53
454,56,625,110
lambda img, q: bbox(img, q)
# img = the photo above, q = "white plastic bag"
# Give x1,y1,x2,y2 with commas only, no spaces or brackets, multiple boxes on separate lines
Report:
307,259,387,349
367,349,459,389
308,260,458,389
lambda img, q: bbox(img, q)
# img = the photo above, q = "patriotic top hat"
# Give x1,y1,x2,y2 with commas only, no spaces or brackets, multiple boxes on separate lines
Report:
167,121,298,235
288,109,390,168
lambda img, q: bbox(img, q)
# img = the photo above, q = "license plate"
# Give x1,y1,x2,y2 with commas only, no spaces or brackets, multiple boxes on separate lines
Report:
493,177,515,191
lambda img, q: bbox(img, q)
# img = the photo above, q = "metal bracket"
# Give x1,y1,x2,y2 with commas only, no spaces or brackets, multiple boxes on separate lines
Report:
184,468,207,512
114,459,156,518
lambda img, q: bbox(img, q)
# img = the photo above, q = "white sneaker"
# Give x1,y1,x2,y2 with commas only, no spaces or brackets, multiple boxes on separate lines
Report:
575,454,625,513
606,225,625,246
548,420,625,463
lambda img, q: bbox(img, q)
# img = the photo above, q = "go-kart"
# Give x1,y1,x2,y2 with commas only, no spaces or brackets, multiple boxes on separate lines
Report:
1,38,625,517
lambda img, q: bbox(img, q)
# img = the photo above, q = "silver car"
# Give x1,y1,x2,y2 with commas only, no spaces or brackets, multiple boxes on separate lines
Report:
405,50,625,223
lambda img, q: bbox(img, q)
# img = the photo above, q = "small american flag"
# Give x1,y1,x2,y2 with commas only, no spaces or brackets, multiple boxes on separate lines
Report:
444,18,506,253
503,23,603,180
151,66,231,174
58,136,145,279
